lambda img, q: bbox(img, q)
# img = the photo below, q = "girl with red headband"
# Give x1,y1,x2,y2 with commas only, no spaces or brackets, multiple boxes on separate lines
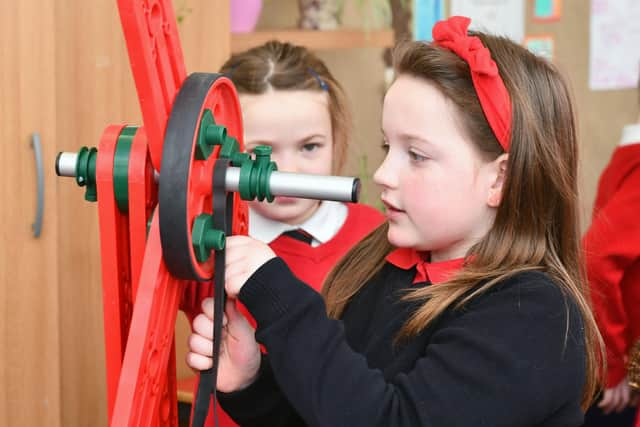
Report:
187,16,603,426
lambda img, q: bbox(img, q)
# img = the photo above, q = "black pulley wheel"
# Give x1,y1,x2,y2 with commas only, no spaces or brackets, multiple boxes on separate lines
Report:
158,72,247,281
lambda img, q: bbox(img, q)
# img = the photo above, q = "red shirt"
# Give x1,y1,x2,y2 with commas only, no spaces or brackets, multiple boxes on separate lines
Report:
583,141,640,388
268,203,384,291
386,247,465,285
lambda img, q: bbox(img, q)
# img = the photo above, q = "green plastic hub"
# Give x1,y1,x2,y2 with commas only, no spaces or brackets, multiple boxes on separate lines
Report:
230,152,250,166
113,126,138,212
238,145,277,202
192,214,226,262
75,146,98,202
196,109,220,160
219,136,240,159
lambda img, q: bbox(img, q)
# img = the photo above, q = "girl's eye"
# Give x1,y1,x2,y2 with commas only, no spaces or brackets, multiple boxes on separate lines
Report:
301,143,321,152
381,141,389,153
409,150,428,162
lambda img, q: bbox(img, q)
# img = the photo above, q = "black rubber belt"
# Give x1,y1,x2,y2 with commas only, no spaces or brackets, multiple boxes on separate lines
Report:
192,159,233,427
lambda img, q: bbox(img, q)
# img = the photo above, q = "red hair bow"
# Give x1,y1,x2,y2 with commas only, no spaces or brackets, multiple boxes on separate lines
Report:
432,16,512,151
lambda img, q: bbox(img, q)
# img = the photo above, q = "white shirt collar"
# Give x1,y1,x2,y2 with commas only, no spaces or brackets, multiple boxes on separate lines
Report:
620,124,640,147
249,201,348,247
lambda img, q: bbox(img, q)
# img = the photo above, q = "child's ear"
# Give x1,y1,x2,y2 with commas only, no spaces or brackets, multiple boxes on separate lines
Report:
487,153,508,208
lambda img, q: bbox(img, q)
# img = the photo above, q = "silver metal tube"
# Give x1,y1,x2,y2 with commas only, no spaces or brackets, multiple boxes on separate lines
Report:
225,167,359,203
56,154,359,202
55,152,78,177
225,167,241,192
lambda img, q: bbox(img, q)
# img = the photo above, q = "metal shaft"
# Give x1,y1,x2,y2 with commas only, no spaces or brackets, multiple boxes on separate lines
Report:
225,167,360,203
56,152,361,203
55,152,78,177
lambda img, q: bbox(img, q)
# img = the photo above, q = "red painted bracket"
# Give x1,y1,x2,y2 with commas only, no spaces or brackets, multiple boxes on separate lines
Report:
117,0,187,171
96,123,134,422
111,211,184,427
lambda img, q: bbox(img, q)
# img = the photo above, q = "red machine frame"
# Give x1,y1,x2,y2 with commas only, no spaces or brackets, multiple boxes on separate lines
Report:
95,1,244,425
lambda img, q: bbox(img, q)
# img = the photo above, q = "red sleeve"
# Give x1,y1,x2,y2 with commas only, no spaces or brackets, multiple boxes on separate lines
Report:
583,167,640,387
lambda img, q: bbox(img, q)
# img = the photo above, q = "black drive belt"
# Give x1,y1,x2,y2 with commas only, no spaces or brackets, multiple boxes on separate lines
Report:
192,159,233,427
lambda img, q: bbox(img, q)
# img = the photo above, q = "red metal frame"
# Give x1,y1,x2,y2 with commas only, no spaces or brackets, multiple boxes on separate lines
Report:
92,1,247,426
96,123,134,421
117,0,187,172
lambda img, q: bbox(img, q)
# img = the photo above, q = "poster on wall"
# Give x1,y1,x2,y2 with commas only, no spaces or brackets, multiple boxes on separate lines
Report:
414,0,445,41
589,0,640,91
533,0,562,22
450,0,525,43
524,35,554,61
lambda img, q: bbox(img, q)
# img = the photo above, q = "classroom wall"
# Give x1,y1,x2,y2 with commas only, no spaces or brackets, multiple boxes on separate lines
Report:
526,1,638,227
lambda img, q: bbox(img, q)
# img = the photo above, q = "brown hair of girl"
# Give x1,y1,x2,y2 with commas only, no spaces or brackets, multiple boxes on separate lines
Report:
220,40,352,174
322,35,604,409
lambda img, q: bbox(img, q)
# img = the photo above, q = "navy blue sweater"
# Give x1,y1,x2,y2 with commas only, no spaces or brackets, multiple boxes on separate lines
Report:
218,257,587,427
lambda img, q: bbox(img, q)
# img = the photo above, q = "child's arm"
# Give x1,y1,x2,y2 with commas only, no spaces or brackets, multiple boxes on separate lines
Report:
217,355,306,426
583,169,640,388
235,257,584,426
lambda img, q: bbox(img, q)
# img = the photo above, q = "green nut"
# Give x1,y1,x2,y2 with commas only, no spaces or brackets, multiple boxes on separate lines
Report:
236,145,276,202
205,123,227,146
192,214,226,263
253,145,272,158
76,146,98,202
196,109,228,160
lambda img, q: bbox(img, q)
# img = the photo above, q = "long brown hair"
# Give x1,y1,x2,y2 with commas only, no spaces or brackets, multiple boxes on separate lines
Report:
322,35,604,408
220,41,352,174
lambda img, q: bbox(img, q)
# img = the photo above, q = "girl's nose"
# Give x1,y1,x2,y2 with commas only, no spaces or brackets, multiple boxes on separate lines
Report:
373,154,396,189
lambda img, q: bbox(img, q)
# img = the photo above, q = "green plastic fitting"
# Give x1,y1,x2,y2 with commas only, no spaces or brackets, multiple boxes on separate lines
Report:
75,146,98,202
192,214,226,262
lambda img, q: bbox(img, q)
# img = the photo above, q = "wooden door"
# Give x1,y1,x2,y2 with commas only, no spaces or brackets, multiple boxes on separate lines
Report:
0,1,62,425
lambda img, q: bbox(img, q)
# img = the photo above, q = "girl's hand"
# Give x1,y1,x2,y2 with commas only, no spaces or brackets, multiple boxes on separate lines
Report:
224,235,276,298
186,297,261,392
598,376,632,414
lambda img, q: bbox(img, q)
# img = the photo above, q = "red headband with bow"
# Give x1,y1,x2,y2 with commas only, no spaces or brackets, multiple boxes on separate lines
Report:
433,16,512,151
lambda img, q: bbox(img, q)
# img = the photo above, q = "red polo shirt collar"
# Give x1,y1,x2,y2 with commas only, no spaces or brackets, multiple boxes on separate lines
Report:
386,248,465,285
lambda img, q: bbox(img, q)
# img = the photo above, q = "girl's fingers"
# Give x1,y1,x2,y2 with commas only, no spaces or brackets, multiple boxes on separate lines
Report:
224,237,253,262
199,298,229,327
225,298,240,321
608,388,621,414
192,313,211,337
193,310,228,338
224,261,247,280
598,389,613,411
186,352,213,370
622,382,631,403
188,333,214,357
201,297,214,320
617,386,630,412
225,235,253,248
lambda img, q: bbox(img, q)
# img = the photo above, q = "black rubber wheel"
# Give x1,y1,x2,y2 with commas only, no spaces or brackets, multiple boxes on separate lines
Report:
159,72,222,281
